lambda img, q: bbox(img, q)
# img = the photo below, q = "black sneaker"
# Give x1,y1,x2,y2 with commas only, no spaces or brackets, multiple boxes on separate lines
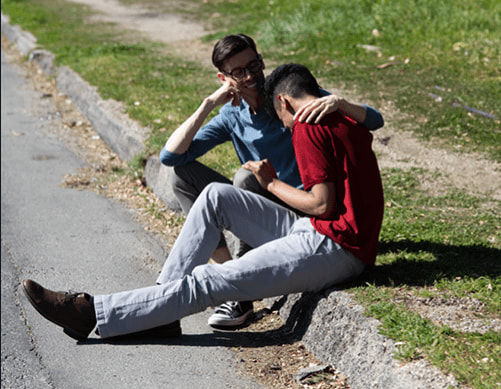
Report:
208,301,253,328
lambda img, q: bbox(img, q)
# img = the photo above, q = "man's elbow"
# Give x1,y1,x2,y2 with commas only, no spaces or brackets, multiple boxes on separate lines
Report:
159,147,183,166
369,112,385,131
374,114,384,129
312,201,335,219
363,105,385,131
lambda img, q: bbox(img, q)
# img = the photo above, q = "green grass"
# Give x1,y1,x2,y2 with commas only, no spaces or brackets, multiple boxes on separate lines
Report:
356,285,500,388
2,0,500,387
200,0,501,160
352,167,500,387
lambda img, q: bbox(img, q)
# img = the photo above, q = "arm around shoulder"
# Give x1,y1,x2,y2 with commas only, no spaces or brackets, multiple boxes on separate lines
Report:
295,94,384,130
336,100,384,130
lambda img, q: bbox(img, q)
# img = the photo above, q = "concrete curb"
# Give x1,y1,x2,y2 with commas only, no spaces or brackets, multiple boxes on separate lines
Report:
2,14,459,389
144,156,182,213
1,13,36,56
56,65,148,162
264,292,458,388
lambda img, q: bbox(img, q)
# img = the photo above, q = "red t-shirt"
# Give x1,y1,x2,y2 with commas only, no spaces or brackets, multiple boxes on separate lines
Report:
292,112,384,265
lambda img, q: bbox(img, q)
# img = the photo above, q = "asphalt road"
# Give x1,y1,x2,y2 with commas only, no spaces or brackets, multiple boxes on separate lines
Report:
1,49,263,389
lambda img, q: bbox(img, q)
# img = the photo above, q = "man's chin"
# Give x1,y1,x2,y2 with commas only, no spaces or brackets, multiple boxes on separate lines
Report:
240,88,261,100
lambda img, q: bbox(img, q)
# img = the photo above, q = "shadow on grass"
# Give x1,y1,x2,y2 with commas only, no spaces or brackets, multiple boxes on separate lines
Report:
360,239,501,287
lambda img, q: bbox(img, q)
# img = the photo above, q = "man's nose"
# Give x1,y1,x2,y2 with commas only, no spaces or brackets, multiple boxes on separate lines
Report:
243,68,253,80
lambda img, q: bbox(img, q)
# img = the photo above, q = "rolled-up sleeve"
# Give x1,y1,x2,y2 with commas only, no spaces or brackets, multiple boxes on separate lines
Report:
361,104,384,131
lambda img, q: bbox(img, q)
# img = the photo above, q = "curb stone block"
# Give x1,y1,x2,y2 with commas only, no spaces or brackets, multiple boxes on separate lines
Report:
28,49,56,76
144,156,183,213
265,290,458,389
55,66,147,162
1,13,37,56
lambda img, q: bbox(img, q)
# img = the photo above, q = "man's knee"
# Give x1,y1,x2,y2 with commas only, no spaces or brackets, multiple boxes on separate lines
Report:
201,182,232,203
169,164,192,192
233,167,261,193
169,163,203,215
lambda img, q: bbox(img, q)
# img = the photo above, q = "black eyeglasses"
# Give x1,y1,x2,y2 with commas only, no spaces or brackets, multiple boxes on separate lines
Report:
224,58,263,80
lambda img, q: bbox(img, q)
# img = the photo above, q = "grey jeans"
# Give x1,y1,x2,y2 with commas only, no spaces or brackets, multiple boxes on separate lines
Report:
94,183,365,338
170,161,293,255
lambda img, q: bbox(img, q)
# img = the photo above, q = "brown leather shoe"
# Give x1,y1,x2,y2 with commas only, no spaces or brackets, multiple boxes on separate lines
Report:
22,279,96,341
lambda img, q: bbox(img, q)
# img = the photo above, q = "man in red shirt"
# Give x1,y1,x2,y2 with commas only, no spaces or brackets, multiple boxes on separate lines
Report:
21,64,384,341
246,63,384,267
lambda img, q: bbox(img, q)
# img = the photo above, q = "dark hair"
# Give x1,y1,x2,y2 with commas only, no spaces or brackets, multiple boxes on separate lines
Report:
212,34,258,71
264,63,322,119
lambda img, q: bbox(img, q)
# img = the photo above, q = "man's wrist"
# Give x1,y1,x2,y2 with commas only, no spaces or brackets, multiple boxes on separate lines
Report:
267,178,280,194
337,98,349,113
202,97,218,112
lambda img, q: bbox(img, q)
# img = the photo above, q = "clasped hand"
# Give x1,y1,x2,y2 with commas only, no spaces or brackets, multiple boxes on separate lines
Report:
242,159,278,190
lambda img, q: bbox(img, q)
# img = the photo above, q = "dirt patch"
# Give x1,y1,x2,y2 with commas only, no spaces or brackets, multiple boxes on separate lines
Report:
391,287,501,334
65,0,214,67
320,86,501,200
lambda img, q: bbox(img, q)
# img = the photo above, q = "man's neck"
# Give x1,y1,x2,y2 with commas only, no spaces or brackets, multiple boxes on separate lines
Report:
244,95,264,115
290,95,316,114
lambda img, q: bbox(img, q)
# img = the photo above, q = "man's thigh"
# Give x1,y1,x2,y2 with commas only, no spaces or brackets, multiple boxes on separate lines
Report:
171,161,231,214
194,218,365,301
173,161,231,190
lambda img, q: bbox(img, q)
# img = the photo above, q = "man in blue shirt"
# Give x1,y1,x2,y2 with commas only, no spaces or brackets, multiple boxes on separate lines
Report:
160,34,384,329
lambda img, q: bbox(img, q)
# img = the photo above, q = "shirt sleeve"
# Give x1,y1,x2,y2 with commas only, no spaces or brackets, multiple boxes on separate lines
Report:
360,104,384,131
292,123,334,191
159,111,232,166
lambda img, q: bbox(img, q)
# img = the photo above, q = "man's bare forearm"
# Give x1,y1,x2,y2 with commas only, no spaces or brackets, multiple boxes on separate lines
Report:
164,82,239,154
164,98,217,154
336,98,367,124
268,179,334,217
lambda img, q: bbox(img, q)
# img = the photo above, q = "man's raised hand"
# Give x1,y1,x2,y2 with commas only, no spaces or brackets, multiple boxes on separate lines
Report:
207,82,242,108
294,95,344,124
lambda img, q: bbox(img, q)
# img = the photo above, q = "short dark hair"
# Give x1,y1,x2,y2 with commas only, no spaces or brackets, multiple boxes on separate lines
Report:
264,63,322,119
212,34,259,71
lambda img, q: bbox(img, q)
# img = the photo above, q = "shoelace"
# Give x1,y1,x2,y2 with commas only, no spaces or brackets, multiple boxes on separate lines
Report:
214,302,241,316
55,290,80,305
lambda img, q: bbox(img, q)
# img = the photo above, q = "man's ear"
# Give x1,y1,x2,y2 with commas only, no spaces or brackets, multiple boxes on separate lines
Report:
217,72,227,83
278,95,294,114
277,94,287,111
